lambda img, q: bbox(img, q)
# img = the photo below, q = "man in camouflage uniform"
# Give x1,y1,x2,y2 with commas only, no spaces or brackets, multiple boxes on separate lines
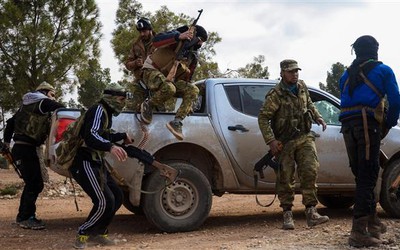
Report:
258,59,329,230
3,82,64,230
125,18,155,112
140,25,208,140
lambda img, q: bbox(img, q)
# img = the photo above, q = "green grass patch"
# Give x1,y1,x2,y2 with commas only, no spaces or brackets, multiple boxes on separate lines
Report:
0,185,18,196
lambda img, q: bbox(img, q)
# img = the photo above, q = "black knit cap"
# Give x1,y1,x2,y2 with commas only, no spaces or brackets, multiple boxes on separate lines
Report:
136,18,152,31
352,35,379,59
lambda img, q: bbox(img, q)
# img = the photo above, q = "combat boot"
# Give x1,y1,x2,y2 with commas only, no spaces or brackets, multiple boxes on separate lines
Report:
282,210,295,230
140,100,153,124
349,216,381,247
368,213,387,239
305,206,329,227
166,120,183,140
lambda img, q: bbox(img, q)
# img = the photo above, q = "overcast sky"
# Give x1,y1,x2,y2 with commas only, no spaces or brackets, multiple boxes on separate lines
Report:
96,0,400,88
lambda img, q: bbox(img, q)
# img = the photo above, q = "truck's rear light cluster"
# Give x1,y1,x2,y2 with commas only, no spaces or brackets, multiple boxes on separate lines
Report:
55,118,75,143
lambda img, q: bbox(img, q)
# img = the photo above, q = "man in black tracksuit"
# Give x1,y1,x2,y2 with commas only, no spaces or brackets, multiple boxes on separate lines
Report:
4,82,64,230
71,83,133,249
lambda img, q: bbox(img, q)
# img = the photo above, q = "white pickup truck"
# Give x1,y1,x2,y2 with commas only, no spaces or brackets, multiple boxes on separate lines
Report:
45,78,400,233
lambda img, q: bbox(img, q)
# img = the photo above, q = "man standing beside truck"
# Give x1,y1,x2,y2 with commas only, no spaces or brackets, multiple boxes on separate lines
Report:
3,82,64,230
339,35,400,248
258,59,329,230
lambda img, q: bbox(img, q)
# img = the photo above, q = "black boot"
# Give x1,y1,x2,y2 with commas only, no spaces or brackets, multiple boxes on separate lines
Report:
368,213,387,239
349,216,381,248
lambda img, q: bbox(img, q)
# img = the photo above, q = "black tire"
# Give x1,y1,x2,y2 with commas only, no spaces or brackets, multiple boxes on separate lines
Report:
318,195,354,209
380,159,400,218
142,162,212,232
122,191,144,215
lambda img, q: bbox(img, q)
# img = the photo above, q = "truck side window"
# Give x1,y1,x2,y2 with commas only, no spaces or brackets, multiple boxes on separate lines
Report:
314,100,340,125
224,85,271,117
309,91,341,126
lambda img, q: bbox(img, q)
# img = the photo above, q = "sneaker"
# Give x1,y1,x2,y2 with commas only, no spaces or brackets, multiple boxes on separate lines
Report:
74,234,89,249
166,120,183,140
282,210,295,230
18,216,45,230
140,100,153,124
89,234,116,246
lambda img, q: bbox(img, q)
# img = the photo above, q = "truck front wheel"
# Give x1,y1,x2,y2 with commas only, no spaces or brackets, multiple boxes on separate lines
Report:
380,159,400,218
142,162,212,232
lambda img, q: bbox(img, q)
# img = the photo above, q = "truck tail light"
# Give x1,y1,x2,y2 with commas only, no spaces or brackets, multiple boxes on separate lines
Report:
55,118,75,143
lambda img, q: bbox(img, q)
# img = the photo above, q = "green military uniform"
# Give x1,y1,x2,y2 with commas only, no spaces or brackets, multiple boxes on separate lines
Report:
142,69,198,120
258,79,322,210
125,34,155,112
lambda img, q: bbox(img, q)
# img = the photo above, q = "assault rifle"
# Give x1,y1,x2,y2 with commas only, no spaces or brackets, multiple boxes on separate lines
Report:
0,140,22,178
115,143,178,183
253,150,279,179
166,9,203,81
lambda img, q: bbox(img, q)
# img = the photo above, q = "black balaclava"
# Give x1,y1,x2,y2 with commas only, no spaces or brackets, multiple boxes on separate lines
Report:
347,35,381,96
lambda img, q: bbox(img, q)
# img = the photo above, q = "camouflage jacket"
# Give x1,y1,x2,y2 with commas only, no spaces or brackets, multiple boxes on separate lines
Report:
125,34,155,80
258,80,322,145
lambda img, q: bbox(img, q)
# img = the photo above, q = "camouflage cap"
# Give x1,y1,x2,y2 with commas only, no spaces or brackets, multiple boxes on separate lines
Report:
280,59,301,71
103,82,127,97
36,81,55,91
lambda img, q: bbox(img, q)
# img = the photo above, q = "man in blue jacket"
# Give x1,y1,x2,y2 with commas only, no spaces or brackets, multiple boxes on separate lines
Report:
339,35,400,247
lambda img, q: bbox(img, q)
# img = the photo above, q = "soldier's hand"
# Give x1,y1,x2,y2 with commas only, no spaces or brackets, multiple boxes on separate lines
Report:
268,140,283,156
316,118,327,131
110,145,128,162
179,30,193,41
124,133,134,145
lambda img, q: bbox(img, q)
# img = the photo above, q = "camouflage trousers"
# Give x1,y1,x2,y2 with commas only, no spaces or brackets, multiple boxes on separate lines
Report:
276,133,319,210
125,79,177,112
126,80,147,112
142,68,199,120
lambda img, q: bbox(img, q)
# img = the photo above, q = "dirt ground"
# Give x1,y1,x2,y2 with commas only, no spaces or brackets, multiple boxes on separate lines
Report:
0,168,399,250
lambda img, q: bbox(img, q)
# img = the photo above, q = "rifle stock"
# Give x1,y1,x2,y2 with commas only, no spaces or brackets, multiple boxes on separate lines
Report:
116,143,178,183
0,141,22,178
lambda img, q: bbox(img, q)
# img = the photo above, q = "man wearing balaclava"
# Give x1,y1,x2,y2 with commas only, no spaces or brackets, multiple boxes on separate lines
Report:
70,82,133,249
339,35,400,247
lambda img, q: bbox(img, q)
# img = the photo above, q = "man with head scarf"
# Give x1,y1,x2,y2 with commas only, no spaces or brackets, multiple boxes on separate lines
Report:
339,35,400,247
71,82,133,249
258,59,329,230
3,81,65,230
125,18,156,112
139,24,208,140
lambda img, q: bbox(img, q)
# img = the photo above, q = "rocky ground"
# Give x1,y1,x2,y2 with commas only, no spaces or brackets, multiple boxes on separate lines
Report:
0,167,399,250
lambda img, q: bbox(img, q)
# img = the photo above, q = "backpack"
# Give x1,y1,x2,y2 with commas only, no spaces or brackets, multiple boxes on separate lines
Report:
55,106,109,171
55,109,86,171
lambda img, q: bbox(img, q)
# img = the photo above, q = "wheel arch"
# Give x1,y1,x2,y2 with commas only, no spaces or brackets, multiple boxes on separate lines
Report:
154,142,224,194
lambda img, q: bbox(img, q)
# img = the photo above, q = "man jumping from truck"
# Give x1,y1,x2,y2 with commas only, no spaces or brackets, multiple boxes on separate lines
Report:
139,21,208,140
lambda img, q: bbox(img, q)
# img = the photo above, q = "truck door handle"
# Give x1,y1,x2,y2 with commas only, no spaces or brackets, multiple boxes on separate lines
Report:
228,125,249,132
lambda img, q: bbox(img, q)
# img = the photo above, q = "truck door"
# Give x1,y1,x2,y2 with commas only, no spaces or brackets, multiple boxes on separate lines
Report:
214,83,277,184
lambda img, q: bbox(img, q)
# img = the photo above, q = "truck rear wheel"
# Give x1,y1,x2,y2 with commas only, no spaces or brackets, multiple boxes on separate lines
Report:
142,162,212,232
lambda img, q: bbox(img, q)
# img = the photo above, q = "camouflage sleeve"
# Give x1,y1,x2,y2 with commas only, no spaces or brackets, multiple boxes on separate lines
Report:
258,90,279,145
